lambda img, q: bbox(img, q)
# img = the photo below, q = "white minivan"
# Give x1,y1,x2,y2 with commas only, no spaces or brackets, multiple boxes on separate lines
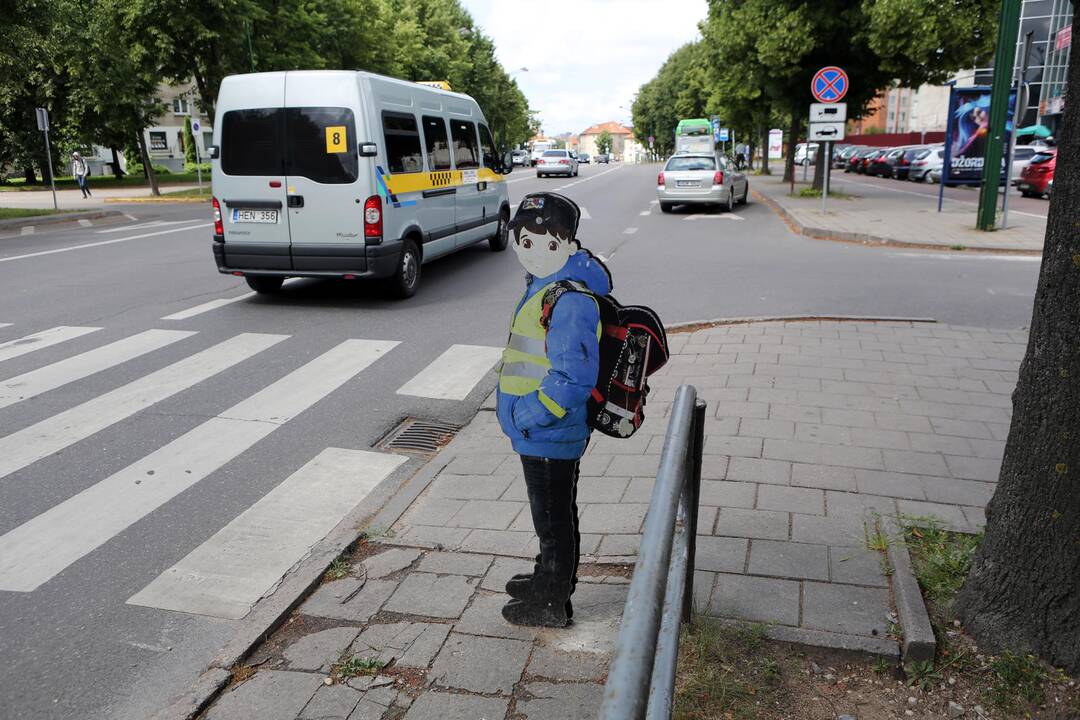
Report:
209,70,514,297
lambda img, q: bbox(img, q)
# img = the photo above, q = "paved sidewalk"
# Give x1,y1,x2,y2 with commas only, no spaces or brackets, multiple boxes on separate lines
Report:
755,175,1045,252
196,319,1025,719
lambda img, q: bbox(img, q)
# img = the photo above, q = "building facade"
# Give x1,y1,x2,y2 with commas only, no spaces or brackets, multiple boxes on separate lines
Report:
577,121,634,159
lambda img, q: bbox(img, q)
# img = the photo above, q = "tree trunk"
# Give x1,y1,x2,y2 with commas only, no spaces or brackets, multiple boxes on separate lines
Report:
783,112,802,183
953,25,1080,674
760,124,771,175
23,165,36,184
812,142,827,191
110,146,124,178
136,129,160,196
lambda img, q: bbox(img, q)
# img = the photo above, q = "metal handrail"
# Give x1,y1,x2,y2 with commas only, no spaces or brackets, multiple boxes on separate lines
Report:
598,384,707,720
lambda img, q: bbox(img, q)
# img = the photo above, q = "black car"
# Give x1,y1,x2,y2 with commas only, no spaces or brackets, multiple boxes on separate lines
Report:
578,153,591,163
891,147,925,181
595,154,609,164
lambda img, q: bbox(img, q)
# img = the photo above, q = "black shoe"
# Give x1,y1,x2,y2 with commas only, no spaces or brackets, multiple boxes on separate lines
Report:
501,598,569,628
506,576,574,619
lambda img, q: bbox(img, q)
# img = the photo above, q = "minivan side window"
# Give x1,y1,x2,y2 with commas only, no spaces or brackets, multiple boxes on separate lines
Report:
286,107,358,184
421,116,452,171
221,109,285,176
479,124,497,168
382,112,424,174
450,120,479,169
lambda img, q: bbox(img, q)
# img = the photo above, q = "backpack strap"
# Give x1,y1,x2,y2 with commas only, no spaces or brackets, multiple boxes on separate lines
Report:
539,280,589,331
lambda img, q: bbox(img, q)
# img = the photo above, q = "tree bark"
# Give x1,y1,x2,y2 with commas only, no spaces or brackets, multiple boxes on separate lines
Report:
953,18,1080,674
136,129,160,196
760,124,771,175
783,111,802,183
110,146,124,178
23,165,36,184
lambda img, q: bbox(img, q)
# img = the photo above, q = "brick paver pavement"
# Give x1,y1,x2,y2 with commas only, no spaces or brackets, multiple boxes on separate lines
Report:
200,319,1025,719
755,175,1045,252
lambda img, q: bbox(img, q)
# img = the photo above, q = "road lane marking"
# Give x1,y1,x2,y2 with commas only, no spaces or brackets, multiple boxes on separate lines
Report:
0,324,10,330
20,226,34,236
0,329,195,410
0,326,102,364
162,293,255,320
123,213,138,221
0,333,287,481
77,219,93,227
623,227,638,234
127,447,407,619
684,214,744,221
96,220,181,234
397,344,503,401
580,207,592,220
0,223,212,264
0,338,397,592
639,210,650,216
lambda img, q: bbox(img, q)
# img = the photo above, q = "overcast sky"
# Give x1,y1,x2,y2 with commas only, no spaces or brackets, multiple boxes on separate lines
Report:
461,0,707,136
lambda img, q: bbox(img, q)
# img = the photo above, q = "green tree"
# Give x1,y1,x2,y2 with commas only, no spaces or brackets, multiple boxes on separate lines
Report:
631,43,709,157
596,129,613,156
183,116,197,165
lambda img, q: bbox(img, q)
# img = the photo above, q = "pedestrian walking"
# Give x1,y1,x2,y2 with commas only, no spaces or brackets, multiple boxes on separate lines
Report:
496,192,612,628
72,152,91,198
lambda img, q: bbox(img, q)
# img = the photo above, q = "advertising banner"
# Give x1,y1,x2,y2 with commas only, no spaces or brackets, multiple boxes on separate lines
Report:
768,129,783,157
944,86,1016,184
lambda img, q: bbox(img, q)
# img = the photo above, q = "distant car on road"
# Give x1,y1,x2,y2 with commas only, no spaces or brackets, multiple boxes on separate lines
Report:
578,153,591,163
595,153,609,164
1017,148,1056,197
536,149,579,177
657,152,748,213
511,150,529,166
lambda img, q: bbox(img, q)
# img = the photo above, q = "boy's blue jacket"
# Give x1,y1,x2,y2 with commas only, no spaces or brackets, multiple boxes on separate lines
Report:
497,251,612,459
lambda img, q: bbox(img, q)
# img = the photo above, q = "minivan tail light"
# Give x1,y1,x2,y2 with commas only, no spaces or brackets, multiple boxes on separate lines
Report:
364,195,382,241
657,172,665,186
212,196,223,236
713,171,724,185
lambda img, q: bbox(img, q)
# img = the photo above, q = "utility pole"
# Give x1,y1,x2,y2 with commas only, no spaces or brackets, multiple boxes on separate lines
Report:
976,0,1021,231
35,108,58,210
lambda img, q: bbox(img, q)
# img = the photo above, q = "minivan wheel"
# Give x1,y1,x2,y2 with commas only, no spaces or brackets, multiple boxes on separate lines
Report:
389,240,420,298
489,210,509,251
245,276,284,294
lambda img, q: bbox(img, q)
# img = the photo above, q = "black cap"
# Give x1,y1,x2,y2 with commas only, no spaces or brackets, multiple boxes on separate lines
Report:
509,192,580,243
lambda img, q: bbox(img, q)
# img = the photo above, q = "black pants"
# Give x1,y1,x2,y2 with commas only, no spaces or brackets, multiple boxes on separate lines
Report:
520,455,580,596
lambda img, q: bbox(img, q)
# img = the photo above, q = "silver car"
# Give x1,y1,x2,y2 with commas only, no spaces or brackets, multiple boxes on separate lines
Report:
657,153,749,212
536,149,579,177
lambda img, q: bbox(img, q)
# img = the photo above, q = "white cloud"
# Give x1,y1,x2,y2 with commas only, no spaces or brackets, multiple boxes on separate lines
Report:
461,0,707,136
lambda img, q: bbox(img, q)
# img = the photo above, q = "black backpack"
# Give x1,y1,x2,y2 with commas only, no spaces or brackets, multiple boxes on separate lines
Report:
541,281,669,438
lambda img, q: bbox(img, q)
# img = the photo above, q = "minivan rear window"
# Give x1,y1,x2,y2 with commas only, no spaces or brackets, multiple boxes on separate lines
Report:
220,106,357,184
382,112,423,174
665,156,716,171
450,120,479,169
422,116,452,171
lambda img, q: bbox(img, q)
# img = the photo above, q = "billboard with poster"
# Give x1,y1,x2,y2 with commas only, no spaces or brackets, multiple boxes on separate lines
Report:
944,85,1016,184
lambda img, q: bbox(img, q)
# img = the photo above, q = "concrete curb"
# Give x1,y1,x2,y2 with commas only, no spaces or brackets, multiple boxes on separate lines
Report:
104,196,208,204
882,517,937,664
752,189,1041,256
764,624,900,658
151,443,462,719
665,314,936,334
0,209,122,230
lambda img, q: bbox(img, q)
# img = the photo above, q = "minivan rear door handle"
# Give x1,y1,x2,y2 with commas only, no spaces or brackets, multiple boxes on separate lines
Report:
287,195,304,208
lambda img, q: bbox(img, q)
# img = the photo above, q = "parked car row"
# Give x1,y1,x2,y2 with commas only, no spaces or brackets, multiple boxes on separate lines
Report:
833,143,1055,198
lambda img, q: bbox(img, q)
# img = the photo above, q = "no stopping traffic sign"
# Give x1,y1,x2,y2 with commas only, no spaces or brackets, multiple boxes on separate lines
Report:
811,66,848,103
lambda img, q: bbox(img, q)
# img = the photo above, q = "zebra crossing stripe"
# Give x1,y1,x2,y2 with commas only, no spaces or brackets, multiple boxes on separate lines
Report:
0,332,287,481
396,344,503,400
0,329,195,411
161,294,255,321
0,339,397,592
127,448,407,619
0,326,102,364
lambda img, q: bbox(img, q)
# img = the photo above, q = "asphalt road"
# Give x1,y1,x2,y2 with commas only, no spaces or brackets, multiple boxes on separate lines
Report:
0,162,1040,719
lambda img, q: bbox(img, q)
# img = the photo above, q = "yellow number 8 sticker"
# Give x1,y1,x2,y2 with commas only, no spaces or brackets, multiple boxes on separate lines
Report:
325,125,347,153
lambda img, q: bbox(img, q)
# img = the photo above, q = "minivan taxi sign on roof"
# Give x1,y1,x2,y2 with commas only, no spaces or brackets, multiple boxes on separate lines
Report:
811,66,848,103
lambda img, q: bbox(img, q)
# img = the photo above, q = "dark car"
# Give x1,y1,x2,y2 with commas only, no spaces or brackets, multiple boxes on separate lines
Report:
595,153,609,164
578,153,591,163
891,147,926,181
834,145,859,169
866,147,903,177
858,149,888,174
847,147,879,173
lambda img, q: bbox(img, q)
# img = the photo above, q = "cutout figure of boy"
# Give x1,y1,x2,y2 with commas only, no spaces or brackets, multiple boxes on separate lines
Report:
497,192,612,627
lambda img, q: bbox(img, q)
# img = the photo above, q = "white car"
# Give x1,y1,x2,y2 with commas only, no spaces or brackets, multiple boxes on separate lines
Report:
536,149,579,177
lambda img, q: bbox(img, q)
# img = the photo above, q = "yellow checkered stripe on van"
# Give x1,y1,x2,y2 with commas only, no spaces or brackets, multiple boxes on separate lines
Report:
382,167,504,195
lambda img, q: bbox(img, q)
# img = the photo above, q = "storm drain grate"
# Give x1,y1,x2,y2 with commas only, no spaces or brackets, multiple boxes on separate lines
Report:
376,418,462,456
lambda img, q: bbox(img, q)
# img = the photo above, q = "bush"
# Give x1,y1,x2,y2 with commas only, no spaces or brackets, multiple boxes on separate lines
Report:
126,163,172,176
184,162,211,174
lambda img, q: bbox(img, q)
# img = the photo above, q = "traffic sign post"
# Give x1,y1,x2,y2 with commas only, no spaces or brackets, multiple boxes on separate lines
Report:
192,119,204,193
35,107,58,210
808,65,849,215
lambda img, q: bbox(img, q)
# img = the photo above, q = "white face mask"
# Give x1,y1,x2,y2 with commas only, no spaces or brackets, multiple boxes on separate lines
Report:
513,231,573,278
